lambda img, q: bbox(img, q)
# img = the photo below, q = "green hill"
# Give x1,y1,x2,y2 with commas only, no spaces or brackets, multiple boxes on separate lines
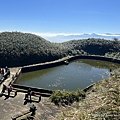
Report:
0,32,120,67
0,32,67,67
61,38,120,56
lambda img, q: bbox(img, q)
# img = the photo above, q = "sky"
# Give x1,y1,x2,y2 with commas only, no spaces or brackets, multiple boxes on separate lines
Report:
0,0,120,41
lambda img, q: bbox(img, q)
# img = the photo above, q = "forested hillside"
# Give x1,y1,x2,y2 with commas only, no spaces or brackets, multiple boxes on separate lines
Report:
0,32,120,67
61,38,120,56
0,32,67,67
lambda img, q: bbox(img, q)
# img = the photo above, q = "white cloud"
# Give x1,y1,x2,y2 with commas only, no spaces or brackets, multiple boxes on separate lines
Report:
34,32,120,37
1,30,120,38
1,31,120,43
97,33,120,37
33,32,84,37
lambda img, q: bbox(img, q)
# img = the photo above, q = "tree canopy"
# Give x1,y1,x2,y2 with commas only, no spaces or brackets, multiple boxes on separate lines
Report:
0,32,120,67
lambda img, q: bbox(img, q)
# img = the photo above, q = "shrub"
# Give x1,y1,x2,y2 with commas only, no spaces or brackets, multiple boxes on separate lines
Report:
50,89,86,106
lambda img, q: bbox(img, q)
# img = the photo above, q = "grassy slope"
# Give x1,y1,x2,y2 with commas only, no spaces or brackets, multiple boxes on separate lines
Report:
53,70,120,120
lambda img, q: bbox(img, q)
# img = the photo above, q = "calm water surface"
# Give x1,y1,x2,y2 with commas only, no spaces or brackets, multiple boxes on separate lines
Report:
17,59,120,91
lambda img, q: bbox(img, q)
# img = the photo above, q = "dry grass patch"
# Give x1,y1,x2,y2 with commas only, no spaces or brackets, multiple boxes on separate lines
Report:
52,70,120,120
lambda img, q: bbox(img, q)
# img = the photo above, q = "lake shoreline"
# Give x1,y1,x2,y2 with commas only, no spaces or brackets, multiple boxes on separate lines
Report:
21,55,120,73
11,55,120,92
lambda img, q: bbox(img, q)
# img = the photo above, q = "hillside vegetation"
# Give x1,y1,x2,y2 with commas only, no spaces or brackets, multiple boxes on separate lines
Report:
60,38,120,56
0,32,66,67
52,70,120,120
0,32,120,67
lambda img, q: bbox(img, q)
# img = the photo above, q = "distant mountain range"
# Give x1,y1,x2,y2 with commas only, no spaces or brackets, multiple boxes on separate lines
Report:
41,33,120,43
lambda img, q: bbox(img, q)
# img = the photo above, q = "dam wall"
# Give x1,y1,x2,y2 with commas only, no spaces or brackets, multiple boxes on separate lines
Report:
21,57,70,73
11,55,120,93
68,55,120,64
21,55,120,73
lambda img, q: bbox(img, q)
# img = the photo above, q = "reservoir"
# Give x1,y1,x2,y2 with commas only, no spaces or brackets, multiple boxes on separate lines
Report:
16,59,120,91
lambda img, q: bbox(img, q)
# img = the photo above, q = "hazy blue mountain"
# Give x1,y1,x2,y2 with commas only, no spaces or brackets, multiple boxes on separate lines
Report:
43,33,120,43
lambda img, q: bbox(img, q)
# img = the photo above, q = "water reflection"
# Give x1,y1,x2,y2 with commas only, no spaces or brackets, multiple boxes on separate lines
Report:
17,59,120,91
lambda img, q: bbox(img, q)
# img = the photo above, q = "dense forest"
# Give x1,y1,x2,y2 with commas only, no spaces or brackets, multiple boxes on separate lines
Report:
0,32,120,67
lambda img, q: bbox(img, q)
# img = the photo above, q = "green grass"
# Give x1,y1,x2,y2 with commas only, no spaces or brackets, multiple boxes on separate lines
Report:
50,89,86,106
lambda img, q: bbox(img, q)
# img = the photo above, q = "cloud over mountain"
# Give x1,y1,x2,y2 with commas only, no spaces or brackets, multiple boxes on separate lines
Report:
36,33,120,43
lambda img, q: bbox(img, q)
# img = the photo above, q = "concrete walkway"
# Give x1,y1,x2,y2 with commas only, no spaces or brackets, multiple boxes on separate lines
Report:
0,68,61,120
0,67,20,91
0,92,61,120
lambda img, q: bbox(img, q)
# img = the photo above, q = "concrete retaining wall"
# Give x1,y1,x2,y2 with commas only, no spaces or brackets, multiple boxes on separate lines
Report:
12,55,120,93
21,55,120,73
12,84,53,97
68,55,120,64
22,59,67,73
11,68,22,85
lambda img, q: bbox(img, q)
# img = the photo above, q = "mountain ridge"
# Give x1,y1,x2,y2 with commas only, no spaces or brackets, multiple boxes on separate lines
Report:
42,33,120,43
0,31,120,67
